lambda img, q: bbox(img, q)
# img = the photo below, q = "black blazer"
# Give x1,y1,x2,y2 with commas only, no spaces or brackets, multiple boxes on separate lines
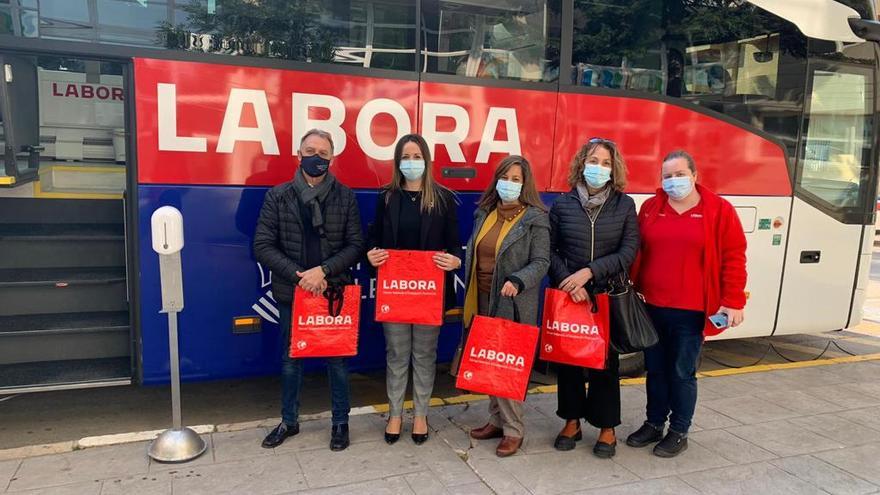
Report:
367,187,462,311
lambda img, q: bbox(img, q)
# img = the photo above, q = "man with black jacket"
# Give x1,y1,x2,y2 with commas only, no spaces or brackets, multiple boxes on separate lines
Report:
254,129,364,452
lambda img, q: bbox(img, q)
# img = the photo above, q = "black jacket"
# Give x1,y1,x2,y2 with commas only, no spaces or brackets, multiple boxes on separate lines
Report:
253,179,364,304
549,188,639,290
367,187,462,310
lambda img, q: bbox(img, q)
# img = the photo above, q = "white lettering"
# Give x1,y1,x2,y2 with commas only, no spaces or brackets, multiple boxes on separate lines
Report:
298,315,353,326
468,347,526,367
355,98,412,160
157,83,208,152
216,88,279,155
545,320,600,335
476,107,521,163
382,279,438,291
292,93,347,156
421,102,469,162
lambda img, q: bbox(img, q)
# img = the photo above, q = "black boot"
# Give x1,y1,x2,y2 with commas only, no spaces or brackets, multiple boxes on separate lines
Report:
626,422,664,448
330,424,350,451
261,422,299,448
653,430,688,458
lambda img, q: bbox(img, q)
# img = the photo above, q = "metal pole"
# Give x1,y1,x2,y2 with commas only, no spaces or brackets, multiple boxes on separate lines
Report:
168,311,182,430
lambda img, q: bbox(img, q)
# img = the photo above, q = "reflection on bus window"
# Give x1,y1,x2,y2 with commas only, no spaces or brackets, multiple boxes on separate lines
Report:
800,70,872,209
422,0,561,82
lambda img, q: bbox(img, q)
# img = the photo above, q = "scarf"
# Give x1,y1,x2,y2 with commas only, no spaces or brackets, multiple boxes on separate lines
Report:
576,183,611,221
291,168,336,235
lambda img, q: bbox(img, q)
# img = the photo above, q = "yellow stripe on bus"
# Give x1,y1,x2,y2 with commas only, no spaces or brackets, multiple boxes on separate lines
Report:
34,181,123,200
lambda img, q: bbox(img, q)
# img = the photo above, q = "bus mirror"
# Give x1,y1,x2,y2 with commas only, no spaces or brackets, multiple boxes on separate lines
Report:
151,206,185,255
849,18,880,43
753,51,774,63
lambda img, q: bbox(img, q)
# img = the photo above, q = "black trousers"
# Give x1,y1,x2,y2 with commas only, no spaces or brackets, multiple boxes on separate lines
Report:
555,350,621,429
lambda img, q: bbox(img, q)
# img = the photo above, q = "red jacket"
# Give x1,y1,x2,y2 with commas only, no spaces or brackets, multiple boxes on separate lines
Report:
632,184,747,336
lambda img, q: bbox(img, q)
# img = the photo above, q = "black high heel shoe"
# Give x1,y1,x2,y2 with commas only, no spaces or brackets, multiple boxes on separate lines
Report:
411,421,429,445
385,419,401,445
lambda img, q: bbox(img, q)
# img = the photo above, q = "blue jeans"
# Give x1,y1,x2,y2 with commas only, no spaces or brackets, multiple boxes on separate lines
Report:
279,304,351,426
644,305,705,434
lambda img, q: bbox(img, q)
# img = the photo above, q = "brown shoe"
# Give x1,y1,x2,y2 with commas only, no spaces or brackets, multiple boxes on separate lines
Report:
470,423,504,440
496,436,523,457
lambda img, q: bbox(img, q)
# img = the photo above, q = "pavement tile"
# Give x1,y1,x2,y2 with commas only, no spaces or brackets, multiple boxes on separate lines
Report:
403,439,479,487
789,413,880,446
837,406,880,432
771,455,879,495
442,481,494,495
820,361,880,383
274,414,385,454
815,443,880,485
100,472,173,495
497,450,639,494
463,457,531,495
7,480,103,495
732,372,803,393
691,404,743,430
696,376,757,399
0,459,20,491
401,471,492,495
295,440,425,489
726,419,846,457
689,429,777,464
291,475,414,494
170,452,305,495
755,389,845,416
680,462,828,495
212,427,273,463
801,384,880,409
769,366,851,388
568,476,702,495
7,442,150,492
700,395,799,424
612,437,731,479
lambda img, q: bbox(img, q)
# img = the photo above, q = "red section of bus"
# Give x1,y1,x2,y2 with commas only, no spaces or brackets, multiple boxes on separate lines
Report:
134,58,792,196
134,58,418,187
551,93,792,195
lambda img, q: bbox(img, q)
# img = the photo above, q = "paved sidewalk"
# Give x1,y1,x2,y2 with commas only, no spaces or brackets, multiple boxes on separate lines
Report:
3,360,880,494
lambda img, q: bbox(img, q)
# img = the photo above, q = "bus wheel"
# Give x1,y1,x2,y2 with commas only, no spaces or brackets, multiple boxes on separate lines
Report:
619,352,645,378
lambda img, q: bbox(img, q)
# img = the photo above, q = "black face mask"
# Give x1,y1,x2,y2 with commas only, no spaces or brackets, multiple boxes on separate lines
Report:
300,154,330,177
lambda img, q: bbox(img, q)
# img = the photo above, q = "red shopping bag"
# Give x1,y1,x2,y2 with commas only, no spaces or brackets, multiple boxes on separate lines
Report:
539,288,610,369
455,304,539,401
290,285,361,358
375,249,445,326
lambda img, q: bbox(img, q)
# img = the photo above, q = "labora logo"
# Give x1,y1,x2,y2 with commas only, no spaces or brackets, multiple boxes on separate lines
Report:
297,315,353,326
296,340,307,350
544,344,554,353
469,347,526,368
381,304,391,314
382,279,437,291
544,320,601,335
463,371,474,381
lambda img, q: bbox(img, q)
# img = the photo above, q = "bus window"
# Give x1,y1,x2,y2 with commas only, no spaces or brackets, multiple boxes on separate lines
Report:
799,68,873,210
421,0,561,82
571,0,664,94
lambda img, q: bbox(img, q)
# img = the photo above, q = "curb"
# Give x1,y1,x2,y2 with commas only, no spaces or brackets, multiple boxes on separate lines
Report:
2,351,879,462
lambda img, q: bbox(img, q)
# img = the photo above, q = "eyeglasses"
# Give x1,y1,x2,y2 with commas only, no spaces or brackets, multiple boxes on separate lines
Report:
588,137,616,146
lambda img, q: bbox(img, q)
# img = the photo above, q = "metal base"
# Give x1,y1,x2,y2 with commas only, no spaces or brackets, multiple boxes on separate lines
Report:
148,427,207,463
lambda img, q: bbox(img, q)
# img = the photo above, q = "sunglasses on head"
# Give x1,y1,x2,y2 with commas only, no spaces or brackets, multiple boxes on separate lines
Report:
588,137,616,146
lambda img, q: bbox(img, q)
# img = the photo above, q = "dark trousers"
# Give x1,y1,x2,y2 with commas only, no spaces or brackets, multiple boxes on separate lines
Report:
555,351,621,429
644,305,705,434
279,304,351,426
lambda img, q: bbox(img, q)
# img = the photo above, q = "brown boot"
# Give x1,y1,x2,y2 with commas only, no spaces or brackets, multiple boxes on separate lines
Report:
470,423,504,440
496,436,523,457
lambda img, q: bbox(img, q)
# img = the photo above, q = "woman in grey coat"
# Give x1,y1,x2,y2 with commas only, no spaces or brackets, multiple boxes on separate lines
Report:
459,154,550,457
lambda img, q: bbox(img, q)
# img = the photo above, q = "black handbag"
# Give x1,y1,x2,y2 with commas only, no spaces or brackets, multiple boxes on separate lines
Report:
608,273,659,354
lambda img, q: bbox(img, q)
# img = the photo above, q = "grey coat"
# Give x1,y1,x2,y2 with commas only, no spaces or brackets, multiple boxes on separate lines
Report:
464,205,551,326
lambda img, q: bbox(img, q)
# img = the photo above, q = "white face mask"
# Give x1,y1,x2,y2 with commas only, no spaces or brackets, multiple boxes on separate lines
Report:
399,159,425,181
496,179,523,202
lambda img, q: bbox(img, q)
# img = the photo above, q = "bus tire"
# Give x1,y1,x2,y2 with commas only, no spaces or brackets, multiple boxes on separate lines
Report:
619,352,645,378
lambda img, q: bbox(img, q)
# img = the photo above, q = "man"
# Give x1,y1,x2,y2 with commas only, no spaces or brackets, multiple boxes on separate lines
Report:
254,128,364,451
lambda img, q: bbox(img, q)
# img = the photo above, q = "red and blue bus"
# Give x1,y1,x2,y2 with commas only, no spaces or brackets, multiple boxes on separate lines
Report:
0,0,877,391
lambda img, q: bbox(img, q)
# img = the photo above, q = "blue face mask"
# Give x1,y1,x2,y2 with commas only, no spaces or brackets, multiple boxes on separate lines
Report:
399,159,425,181
662,176,694,200
300,154,330,177
496,179,523,203
583,163,612,188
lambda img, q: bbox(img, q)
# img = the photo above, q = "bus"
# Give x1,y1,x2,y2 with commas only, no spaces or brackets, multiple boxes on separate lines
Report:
0,0,876,392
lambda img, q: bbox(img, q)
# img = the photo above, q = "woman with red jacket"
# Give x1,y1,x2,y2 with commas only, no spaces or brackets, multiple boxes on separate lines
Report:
626,150,746,458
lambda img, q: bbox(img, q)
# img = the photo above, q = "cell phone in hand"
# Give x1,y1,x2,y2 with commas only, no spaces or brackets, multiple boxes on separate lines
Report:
708,313,729,329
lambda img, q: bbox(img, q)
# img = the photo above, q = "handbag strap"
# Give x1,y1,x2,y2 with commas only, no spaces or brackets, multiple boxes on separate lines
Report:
324,285,345,317
490,295,521,323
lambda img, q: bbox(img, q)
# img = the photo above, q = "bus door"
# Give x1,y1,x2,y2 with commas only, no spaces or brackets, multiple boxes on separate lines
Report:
776,44,876,335
0,53,132,392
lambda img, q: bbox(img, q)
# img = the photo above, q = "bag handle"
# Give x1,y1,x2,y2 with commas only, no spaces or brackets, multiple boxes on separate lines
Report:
490,295,521,323
324,285,345,317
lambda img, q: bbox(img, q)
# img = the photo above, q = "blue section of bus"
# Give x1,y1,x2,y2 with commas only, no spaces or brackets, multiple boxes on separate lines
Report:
138,185,490,384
